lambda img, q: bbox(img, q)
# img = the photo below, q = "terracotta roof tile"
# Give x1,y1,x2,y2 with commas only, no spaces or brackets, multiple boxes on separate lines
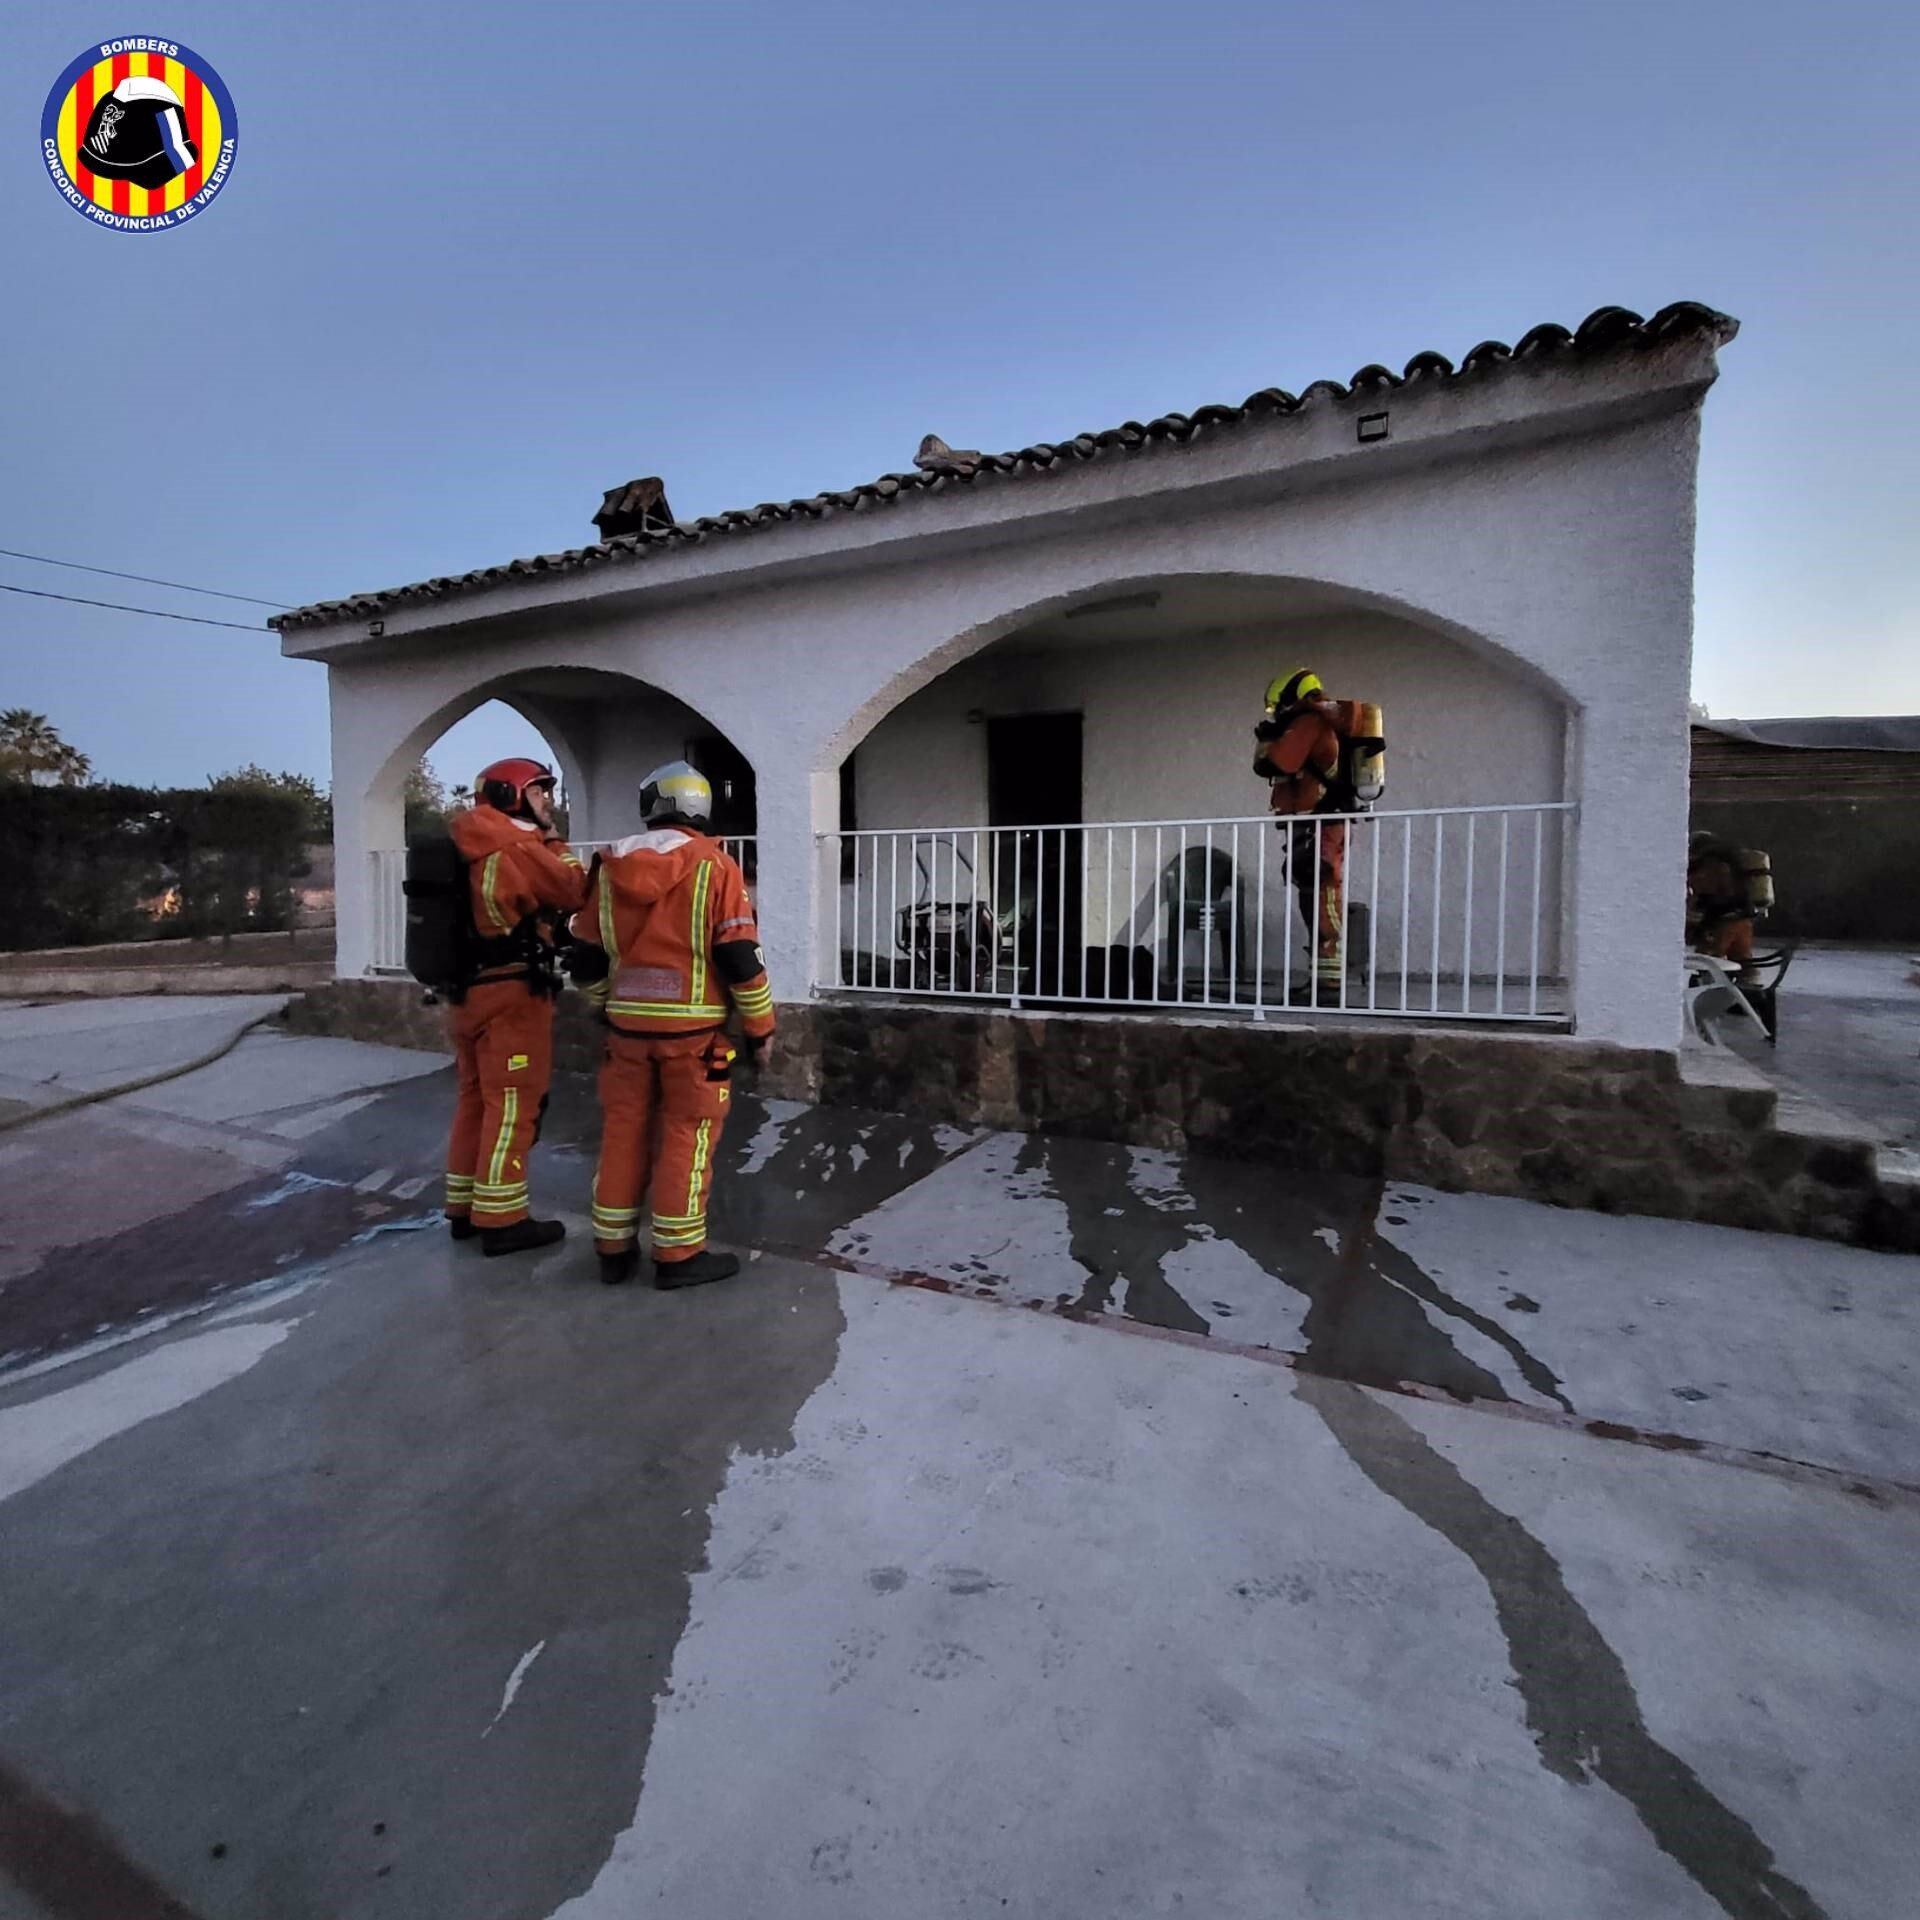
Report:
274,301,1737,632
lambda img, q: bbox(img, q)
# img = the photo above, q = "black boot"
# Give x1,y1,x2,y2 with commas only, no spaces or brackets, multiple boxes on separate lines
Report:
653,1248,740,1291
448,1216,478,1243
599,1246,641,1287
481,1218,566,1258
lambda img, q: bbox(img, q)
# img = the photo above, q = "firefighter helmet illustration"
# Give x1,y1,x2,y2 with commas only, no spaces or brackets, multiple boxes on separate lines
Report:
81,75,198,189
41,39,239,231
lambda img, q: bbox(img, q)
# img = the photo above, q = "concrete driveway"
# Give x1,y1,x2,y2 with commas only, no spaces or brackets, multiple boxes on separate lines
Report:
1721,945,1920,1150
0,1000,1915,1919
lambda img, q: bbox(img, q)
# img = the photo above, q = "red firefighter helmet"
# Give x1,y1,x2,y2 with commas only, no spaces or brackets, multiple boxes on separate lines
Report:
476,757,557,816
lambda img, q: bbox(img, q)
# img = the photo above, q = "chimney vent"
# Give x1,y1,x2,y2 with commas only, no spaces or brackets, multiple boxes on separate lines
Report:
594,475,676,540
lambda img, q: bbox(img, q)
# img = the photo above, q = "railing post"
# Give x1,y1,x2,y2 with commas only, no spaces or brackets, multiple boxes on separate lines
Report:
1253,819,1267,1020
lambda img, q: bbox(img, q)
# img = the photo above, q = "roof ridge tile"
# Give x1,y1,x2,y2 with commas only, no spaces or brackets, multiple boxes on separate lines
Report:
275,302,1737,629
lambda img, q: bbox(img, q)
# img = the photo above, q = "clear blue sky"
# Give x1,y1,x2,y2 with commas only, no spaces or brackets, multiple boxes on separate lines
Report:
3,0,1915,791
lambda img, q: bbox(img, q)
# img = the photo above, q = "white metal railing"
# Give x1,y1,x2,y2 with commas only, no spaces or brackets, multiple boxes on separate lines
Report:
366,835,758,977
819,805,1573,1023
370,847,408,974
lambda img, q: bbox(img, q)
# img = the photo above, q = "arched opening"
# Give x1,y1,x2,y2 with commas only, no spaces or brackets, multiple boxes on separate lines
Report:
426,699,574,828
355,666,756,975
826,575,1572,1020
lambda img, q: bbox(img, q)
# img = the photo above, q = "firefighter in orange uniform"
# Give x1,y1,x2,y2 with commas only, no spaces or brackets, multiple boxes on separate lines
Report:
566,761,775,1289
1687,831,1772,980
443,758,587,1254
1254,668,1356,997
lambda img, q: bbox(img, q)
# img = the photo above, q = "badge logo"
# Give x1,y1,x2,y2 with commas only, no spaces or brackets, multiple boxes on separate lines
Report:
41,38,237,231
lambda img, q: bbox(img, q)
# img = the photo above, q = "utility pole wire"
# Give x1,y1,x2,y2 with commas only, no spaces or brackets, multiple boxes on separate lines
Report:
0,580,267,632
0,545,289,609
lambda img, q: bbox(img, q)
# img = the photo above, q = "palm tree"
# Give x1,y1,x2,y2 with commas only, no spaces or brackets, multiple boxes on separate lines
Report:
0,709,91,786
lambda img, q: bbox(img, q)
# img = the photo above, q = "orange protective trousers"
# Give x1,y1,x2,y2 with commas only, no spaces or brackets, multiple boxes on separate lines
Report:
591,1029,734,1261
445,980,555,1228
1696,916,1755,965
1288,819,1348,976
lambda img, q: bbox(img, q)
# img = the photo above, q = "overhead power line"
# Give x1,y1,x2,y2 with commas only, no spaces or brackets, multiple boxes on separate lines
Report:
0,544,289,609
0,580,268,633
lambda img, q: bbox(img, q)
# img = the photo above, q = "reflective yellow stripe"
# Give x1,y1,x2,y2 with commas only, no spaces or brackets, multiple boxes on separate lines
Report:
687,1118,711,1221
606,1001,729,1021
597,868,617,960
481,852,511,931
733,987,774,1014
487,1088,520,1186
690,863,712,1008
652,1225,706,1247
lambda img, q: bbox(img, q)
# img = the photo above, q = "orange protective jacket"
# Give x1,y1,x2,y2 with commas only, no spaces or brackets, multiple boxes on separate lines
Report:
1256,699,1362,816
569,829,775,1040
447,806,588,980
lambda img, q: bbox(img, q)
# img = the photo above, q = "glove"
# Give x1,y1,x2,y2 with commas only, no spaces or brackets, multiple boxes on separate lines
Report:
1254,718,1282,743
559,939,609,984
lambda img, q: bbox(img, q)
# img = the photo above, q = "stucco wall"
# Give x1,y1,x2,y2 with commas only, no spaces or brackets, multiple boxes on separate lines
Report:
312,357,1717,1049
574,691,718,844
855,612,1565,822
847,613,1569,987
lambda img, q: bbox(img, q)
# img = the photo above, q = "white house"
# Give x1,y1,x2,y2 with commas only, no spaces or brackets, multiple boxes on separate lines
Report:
275,302,1737,1055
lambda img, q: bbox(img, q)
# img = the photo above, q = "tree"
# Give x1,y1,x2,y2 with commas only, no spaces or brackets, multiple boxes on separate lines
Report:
0,784,307,950
0,709,91,787
208,764,332,839
403,758,449,835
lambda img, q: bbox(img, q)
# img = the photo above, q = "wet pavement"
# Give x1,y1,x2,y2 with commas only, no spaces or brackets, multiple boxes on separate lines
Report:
1716,945,1920,1149
1,1001,1917,1918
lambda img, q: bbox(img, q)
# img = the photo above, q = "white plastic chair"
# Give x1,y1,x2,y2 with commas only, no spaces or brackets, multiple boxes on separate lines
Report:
1684,952,1769,1044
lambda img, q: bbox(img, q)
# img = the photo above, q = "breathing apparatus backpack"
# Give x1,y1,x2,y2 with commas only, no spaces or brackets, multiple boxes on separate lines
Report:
403,832,552,1002
1260,700,1388,812
1342,702,1386,809
1687,837,1775,925
1737,847,1775,918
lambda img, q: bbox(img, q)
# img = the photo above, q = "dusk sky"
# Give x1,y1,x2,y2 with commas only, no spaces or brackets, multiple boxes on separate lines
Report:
2,0,1914,792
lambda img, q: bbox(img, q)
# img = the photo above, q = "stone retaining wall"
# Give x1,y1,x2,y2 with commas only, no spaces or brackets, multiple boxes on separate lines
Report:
284,981,1918,1252
0,963,332,999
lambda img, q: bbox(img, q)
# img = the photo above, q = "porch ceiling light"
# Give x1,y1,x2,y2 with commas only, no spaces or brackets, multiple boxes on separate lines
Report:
1064,591,1162,619
1357,413,1390,443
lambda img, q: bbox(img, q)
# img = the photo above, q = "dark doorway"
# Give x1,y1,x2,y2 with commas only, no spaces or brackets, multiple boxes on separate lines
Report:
685,734,757,838
685,734,758,879
988,714,1083,995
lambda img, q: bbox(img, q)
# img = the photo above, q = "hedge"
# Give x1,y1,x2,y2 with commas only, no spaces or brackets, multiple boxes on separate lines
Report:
0,784,312,951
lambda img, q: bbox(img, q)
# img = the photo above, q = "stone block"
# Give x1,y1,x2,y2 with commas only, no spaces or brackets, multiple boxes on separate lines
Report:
285,982,1916,1252
1804,1141,1876,1190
